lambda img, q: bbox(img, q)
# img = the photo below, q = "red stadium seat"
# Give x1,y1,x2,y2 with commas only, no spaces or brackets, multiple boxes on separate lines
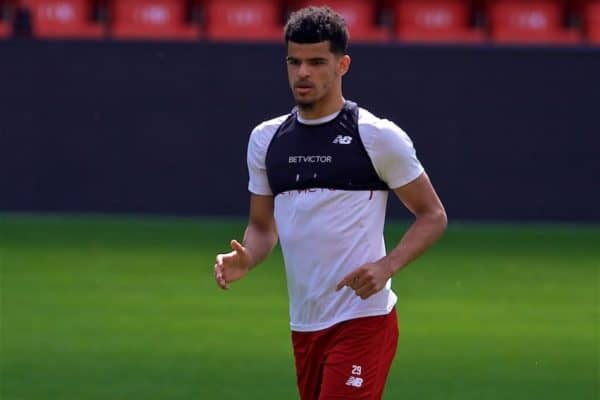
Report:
487,0,580,44
392,0,485,44
202,0,283,41
110,0,200,41
17,0,104,38
0,0,10,37
0,21,9,38
290,0,391,42
583,0,600,44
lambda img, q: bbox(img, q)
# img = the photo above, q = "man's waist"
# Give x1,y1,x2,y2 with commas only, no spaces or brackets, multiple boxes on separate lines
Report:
288,288,396,332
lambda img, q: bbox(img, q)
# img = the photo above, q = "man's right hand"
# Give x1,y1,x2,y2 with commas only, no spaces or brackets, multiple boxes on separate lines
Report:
214,239,253,290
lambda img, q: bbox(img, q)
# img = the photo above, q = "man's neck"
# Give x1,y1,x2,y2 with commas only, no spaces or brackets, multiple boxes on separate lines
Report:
297,96,345,120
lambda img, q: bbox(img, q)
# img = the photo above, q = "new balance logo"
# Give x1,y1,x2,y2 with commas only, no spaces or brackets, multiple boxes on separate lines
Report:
345,376,364,388
332,135,352,144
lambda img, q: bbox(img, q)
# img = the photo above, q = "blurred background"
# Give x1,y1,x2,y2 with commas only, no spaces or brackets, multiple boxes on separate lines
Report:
0,0,599,399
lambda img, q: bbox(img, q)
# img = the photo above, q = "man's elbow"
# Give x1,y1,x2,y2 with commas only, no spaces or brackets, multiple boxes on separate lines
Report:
424,206,448,234
438,207,448,230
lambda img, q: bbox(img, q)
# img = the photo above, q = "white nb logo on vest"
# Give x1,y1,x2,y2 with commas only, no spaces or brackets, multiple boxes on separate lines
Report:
332,135,352,144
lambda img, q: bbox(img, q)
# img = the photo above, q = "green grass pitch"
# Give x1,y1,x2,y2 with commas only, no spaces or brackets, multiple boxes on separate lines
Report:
1,215,598,399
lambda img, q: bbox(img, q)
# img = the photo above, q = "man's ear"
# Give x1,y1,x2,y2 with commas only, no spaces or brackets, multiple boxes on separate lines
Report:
339,54,351,76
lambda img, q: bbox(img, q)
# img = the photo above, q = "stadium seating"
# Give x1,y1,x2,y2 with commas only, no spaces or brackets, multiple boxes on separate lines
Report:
487,0,580,44
109,0,200,40
202,0,283,41
290,0,391,42
3,0,596,46
583,0,600,44
0,21,9,38
391,0,485,43
0,0,9,37
16,0,104,38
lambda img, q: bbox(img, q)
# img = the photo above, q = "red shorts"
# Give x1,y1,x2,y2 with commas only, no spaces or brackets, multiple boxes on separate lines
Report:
291,308,399,400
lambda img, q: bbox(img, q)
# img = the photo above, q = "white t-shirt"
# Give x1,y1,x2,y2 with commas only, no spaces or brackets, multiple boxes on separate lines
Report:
247,106,424,332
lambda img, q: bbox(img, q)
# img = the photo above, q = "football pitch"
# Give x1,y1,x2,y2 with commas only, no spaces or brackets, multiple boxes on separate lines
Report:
1,215,598,399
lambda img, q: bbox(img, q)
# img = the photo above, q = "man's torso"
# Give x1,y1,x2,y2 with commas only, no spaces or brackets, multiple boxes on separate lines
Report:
247,101,423,331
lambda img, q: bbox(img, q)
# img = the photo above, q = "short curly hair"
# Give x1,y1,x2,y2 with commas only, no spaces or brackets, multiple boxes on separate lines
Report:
284,6,349,55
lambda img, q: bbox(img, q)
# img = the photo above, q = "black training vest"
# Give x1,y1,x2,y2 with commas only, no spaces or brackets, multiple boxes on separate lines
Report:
265,101,389,196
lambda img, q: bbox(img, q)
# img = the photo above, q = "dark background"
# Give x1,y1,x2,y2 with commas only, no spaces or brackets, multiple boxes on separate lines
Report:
1,40,598,221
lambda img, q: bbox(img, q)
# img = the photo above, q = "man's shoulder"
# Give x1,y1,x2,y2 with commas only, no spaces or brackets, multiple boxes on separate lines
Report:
357,107,404,136
248,113,291,154
252,113,291,136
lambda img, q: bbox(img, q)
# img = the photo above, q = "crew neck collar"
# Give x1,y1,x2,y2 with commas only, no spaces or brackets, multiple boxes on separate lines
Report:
296,109,341,125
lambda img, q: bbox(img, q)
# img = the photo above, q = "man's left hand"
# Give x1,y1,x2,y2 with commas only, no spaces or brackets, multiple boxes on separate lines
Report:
335,262,394,300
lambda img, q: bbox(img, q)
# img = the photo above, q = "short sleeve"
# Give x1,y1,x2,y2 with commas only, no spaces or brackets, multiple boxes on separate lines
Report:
247,115,289,195
360,117,424,189
247,126,273,195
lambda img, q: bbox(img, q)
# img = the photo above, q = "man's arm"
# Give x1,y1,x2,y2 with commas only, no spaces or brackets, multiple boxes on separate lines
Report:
214,194,278,289
242,194,278,269
337,172,447,298
380,172,447,275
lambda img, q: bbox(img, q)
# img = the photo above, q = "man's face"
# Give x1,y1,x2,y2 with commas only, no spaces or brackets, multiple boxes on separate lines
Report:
286,41,349,109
